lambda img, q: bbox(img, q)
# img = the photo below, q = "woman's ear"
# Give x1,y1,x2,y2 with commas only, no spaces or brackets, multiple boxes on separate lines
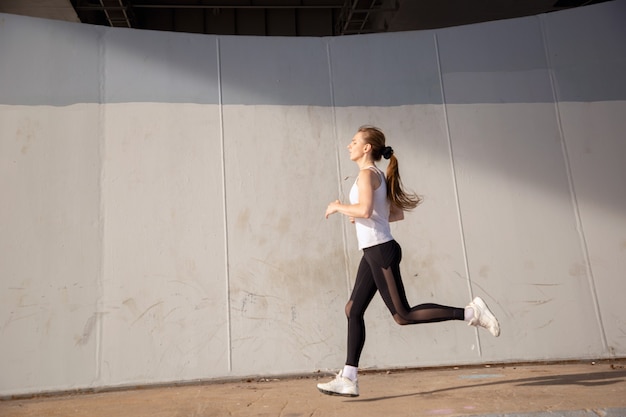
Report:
363,143,372,153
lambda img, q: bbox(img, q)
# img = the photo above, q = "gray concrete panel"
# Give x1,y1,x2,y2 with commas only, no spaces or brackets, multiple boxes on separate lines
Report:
0,14,100,106
328,31,444,106
219,36,332,106
0,104,102,394
543,1,626,102
103,29,219,104
436,17,554,104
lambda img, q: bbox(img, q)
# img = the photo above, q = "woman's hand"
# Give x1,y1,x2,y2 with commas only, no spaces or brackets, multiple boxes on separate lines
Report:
325,200,341,219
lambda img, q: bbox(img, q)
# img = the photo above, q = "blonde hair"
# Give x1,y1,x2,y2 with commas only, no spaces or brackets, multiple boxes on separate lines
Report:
358,125,422,211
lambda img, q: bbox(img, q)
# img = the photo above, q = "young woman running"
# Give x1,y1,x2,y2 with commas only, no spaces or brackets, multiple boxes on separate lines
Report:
317,126,500,397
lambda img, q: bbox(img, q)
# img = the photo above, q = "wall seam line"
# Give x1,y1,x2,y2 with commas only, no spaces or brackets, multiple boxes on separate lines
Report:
95,26,106,387
326,40,351,297
216,37,233,372
539,15,609,355
433,32,482,356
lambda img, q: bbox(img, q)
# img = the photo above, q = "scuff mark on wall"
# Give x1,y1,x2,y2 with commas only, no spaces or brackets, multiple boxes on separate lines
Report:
131,301,164,327
76,313,98,346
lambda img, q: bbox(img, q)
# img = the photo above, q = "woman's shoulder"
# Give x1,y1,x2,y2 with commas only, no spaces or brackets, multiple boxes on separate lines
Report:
359,165,381,173
358,166,383,188
361,166,384,179
357,166,378,178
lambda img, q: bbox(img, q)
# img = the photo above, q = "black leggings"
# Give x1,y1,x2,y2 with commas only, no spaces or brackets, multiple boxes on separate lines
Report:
345,240,464,367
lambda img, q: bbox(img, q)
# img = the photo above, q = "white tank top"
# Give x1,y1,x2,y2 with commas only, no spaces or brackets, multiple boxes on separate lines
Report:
349,166,393,250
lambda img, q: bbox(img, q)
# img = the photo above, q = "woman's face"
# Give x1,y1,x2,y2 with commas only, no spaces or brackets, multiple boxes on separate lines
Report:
347,131,369,162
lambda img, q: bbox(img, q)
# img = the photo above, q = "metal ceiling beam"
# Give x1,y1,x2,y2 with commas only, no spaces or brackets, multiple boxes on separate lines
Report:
92,0,133,27
101,4,343,9
337,0,396,35
74,3,345,11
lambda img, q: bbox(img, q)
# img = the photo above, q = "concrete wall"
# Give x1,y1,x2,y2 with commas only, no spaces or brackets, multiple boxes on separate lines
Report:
1,0,625,396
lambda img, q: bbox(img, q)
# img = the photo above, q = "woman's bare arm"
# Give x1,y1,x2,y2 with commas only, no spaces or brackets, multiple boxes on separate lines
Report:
325,169,378,219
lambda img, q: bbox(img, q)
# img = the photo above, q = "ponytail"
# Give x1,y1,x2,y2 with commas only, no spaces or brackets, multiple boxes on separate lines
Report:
357,125,422,211
386,154,421,211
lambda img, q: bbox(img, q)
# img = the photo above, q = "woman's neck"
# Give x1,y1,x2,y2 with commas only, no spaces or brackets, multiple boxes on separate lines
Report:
357,157,375,170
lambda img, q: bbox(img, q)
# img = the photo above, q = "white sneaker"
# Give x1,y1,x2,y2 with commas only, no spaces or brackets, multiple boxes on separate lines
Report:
317,371,359,397
468,296,500,337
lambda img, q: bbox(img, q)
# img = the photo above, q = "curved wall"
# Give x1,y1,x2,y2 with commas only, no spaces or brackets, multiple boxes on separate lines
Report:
1,0,625,395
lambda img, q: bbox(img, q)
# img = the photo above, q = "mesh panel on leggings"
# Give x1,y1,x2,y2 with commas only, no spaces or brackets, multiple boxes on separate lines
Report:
344,240,464,366
379,266,464,325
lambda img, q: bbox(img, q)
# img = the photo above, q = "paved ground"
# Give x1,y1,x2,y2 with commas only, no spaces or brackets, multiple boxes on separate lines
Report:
1,360,626,417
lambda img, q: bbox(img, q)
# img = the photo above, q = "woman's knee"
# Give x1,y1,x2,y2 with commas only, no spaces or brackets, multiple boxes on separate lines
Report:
393,313,410,325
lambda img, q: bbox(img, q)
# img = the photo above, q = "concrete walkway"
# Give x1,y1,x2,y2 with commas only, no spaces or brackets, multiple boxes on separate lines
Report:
1,360,625,417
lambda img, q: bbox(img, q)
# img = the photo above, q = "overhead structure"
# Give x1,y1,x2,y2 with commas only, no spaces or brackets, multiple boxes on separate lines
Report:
62,0,614,36
97,0,134,28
